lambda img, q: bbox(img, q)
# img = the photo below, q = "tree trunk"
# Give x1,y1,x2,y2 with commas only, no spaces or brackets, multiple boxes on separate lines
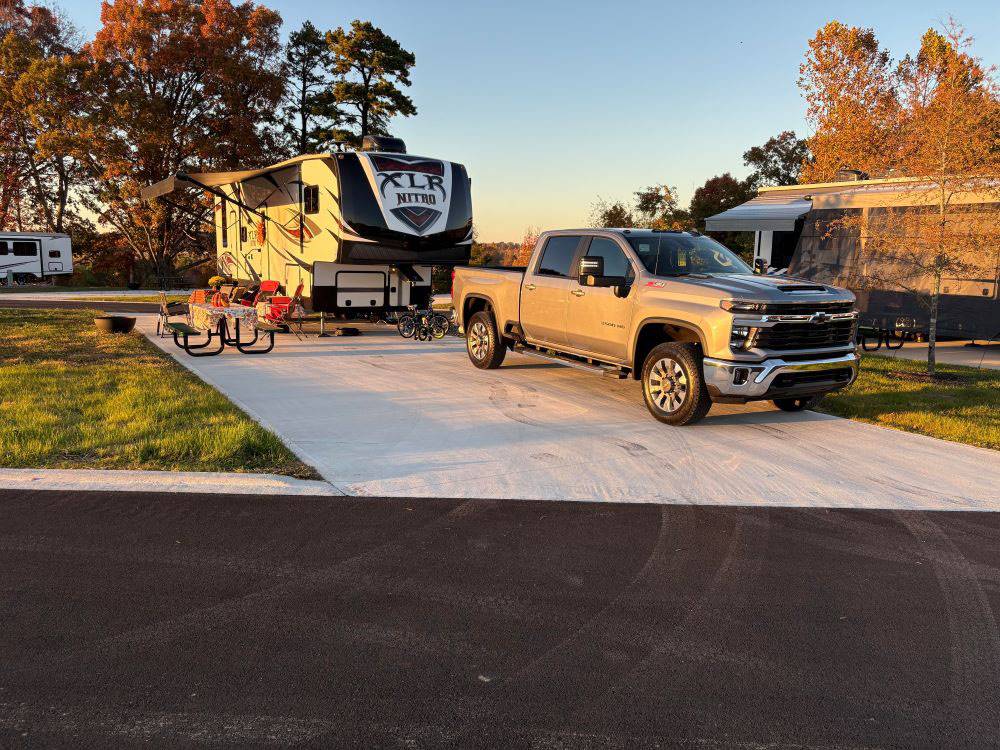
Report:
928,271,940,377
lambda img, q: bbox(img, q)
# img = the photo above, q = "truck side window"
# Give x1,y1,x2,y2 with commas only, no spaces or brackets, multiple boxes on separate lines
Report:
536,236,580,277
585,238,633,280
304,185,319,215
0,241,8,255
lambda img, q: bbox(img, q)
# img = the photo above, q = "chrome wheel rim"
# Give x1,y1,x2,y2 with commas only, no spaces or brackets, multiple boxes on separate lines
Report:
646,357,688,413
468,321,490,359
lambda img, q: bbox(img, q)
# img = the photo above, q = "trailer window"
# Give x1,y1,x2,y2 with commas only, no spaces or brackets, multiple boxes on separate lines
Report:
0,241,8,255
536,236,581,277
48,250,61,257
220,202,228,247
13,242,37,256
304,185,319,215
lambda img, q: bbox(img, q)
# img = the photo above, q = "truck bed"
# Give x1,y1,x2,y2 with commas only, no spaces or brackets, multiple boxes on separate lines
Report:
452,265,526,334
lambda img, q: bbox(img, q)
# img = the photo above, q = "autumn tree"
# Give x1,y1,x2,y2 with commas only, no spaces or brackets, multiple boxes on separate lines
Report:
282,20,343,154
799,21,901,182
76,0,285,284
840,23,1000,375
589,198,635,228
689,173,756,257
327,20,416,145
634,185,692,229
0,1,83,232
743,130,810,187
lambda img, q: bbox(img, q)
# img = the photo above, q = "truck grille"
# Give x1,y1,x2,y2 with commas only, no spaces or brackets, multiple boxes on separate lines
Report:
772,368,854,389
755,319,856,351
760,301,855,315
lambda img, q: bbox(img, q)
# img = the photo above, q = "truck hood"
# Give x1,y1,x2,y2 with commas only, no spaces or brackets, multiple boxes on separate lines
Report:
683,273,855,303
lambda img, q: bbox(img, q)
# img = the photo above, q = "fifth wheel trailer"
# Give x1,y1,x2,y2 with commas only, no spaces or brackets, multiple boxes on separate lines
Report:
0,233,72,285
141,137,473,314
705,176,1000,341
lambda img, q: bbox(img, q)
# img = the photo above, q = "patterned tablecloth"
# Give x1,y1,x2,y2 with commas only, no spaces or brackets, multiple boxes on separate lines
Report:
189,303,258,332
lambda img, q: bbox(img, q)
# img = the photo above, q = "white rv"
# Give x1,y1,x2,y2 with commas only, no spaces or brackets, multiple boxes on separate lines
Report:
142,137,473,314
0,232,73,285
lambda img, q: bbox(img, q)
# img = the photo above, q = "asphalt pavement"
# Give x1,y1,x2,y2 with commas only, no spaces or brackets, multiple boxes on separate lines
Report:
2,488,999,748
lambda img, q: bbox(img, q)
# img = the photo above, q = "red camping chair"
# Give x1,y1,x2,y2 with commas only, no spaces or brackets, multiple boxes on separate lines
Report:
245,279,280,307
264,282,306,339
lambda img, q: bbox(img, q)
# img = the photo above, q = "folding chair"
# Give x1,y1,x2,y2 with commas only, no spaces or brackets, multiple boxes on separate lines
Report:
156,291,188,338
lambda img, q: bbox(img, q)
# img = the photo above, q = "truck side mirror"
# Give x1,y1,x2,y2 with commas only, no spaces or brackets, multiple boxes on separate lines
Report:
579,256,603,280
579,255,629,291
753,258,768,275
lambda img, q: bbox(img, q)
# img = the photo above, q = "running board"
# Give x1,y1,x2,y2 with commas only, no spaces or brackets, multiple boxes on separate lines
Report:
511,344,629,379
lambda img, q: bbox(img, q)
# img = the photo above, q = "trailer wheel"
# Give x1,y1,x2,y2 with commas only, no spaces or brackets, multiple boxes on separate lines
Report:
772,395,822,412
466,311,506,369
641,342,711,426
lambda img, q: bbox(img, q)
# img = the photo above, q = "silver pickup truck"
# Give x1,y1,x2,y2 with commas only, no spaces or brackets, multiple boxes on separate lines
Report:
453,228,859,425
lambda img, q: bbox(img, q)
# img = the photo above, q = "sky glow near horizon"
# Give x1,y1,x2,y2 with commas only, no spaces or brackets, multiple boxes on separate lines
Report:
58,0,1000,241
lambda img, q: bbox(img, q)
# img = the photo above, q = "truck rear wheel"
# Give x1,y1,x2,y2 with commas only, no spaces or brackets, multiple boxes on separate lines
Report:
466,310,506,369
641,342,712,426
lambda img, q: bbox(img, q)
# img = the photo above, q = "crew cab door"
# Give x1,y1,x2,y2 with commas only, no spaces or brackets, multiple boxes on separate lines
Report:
520,235,585,346
567,236,636,361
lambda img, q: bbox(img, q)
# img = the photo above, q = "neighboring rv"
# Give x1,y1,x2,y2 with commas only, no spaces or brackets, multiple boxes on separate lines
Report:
706,176,1000,340
141,137,473,315
0,233,73,285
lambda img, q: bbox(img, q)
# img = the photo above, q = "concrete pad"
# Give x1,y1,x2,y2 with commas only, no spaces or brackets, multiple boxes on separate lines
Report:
138,317,1000,510
0,468,339,496
875,340,1000,370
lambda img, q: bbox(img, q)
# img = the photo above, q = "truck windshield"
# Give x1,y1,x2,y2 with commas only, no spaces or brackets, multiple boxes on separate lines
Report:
626,234,751,276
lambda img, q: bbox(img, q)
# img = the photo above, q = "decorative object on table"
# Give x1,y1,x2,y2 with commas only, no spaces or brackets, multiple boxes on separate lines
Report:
211,291,230,307
207,275,229,291
189,302,258,333
94,315,136,334
188,289,210,304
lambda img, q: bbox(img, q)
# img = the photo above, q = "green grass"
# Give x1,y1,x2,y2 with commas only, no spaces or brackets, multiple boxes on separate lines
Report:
817,354,1000,450
0,308,319,477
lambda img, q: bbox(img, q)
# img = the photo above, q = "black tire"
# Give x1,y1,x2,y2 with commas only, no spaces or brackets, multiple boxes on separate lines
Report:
772,395,822,412
397,314,416,338
641,342,712,426
466,310,506,369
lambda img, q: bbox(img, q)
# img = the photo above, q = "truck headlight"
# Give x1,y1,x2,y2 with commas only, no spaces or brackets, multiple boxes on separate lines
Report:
730,325,758,350
721,300,767,313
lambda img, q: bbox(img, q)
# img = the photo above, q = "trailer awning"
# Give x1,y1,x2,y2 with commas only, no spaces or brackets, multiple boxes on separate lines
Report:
704,195,812,232
139,154,328,202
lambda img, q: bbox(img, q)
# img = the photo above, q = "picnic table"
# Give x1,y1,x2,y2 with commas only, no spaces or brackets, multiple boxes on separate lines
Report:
163,302,278,356
190,302,258,335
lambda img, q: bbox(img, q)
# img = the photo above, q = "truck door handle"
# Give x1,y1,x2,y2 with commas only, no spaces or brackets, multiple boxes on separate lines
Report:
524,283,536,291
571,289,585,297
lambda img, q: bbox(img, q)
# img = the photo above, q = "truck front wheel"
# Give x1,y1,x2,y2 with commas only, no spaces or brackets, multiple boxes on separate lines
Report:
466,310,506,369
641,342,712,426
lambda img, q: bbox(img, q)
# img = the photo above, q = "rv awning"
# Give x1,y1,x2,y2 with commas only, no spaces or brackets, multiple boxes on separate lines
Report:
140,154,328,202
704,195,812,232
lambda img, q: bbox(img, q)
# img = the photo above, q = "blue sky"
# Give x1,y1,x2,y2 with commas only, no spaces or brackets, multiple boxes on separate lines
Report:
61,0,1000,240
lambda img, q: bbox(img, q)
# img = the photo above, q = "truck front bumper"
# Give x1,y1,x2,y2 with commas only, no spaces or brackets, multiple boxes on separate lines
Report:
702,351,859,402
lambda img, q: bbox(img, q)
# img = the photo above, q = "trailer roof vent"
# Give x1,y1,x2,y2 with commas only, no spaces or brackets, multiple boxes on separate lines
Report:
834,168,869,182
362,135,406,154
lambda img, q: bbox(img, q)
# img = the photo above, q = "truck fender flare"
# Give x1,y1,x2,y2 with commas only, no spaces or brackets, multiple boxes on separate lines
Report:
460,293,497,329
630,318,709,376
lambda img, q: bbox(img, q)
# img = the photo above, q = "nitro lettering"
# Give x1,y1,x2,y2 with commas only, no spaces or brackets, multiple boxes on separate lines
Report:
396,193,437,205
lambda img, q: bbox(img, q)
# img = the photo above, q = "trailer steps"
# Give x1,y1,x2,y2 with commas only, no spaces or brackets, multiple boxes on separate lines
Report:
511,344,629,379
